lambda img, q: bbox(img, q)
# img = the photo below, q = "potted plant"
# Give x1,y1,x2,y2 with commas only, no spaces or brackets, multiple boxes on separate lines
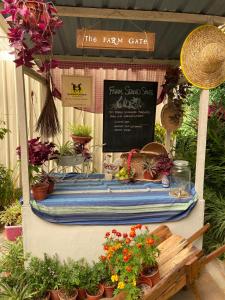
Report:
74,259,91,300
143,158,158,180
56,141,84,166
102,227,144,300
97,260,115,298
85,263,104,300
133,225,160,286
40,170,57,194
0,201,22,241
31,173,49,201
69,124,92,145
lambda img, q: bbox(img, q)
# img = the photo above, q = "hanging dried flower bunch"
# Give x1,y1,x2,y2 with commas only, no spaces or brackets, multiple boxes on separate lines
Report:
2,0,62,71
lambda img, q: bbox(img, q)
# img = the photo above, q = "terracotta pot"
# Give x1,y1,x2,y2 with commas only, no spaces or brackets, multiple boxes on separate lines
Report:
137,277,152,297
103,284,115,298
50,290,60,300
58,289,78,300
71,135,92,145
47,181,55,194
77,288,86,300
85,288,104,300
143,170,156,180
31,183,49,201
4,225,22,241
140,265,160,286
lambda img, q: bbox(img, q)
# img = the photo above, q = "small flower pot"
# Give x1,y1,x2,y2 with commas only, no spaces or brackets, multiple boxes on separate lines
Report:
58,289,78,300
140,265,160,286
50,290,60,300
71,135,92,145
31,183,49,201
77,288,86,300
5,225,22,241
103,284,115,298
137,277,152,297
47,181,55,194
85,288,104,300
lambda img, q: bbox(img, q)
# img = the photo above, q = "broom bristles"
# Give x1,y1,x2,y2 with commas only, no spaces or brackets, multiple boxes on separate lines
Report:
36,81,61,138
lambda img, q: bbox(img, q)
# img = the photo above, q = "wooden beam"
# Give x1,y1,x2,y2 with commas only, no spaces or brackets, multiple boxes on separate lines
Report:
38,55,178,66
56,6,225,25
23,66,46,85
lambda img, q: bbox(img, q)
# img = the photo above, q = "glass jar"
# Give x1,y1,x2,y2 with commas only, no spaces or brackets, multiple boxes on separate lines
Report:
170,160,191,198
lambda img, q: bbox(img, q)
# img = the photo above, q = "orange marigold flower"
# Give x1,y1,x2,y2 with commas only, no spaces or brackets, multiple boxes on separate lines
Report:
122,248,129,255
136,224,142,229
100,255,106,261
131,226,136,231
126,266,132,272
123,255,129,262
126,238,131,244
129,231,136,238
146,238,155,245
137,243,142,248
104,245,109,250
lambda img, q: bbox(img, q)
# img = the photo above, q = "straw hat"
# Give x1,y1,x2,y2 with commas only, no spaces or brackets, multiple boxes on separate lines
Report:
180,25,225,89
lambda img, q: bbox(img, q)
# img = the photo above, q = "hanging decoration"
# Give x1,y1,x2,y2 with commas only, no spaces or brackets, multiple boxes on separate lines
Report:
158,67,190,132
2,0,63,138
2,0,62,71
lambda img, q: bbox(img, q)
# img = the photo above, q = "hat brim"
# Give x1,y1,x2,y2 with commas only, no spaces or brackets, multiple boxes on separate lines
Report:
180,25,225,89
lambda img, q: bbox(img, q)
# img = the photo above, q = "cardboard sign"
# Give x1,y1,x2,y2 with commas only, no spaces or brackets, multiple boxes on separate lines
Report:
76,29,155,52
62,75,92,108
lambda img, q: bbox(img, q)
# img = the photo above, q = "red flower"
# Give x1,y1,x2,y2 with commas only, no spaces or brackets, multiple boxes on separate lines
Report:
122,248,129,255
105,232,110,238
135,224,142,230
137,243,142,249
126,266,132,272
112,229,117,234
146,238,155,245
100,255,106,261
129,231,136,238
123,233,128,238
123,255,130,262
116,232,121,237
104,245,109,251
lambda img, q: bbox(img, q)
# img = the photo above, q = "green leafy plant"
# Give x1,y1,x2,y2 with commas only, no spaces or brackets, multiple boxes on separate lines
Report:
69,124,92,137
58,259,80,296
26,254,62,298
0,280,36,300
75,259,91,290
143,158,158,178
56,141,75,156
0,238,27,287
0,164,16,209
85,262,102,296
0,120,10,140
0,201,22,226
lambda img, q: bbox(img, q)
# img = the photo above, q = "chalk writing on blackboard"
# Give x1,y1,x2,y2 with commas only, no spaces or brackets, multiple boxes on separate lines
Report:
103,80,158,152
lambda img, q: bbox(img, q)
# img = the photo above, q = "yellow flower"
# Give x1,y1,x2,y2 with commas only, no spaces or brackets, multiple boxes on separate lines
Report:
111,274,119,282
132,279,136,286
118,281,125,289
114,243,122,250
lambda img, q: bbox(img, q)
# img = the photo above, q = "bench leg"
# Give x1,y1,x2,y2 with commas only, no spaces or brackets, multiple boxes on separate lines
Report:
190,282,201,300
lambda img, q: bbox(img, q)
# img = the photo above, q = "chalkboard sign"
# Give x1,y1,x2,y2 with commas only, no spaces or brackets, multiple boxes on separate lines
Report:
103,80,158,152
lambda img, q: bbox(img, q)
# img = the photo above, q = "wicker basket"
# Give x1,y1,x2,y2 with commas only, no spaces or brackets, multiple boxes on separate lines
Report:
121,143,168,181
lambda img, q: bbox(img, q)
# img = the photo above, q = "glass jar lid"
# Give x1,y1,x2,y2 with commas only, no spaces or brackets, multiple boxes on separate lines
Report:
173,160,189,167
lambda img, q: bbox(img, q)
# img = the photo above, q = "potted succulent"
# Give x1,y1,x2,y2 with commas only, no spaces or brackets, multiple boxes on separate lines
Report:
0,201,22,241
69,124,92,145
85,263,104,300
143,158,158,180
56,141,84,166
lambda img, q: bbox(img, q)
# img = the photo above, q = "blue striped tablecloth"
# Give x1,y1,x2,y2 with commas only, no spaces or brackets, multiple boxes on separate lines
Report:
30,173,198,225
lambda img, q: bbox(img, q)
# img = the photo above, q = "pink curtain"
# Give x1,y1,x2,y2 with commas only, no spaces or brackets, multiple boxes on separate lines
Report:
52,62,167,113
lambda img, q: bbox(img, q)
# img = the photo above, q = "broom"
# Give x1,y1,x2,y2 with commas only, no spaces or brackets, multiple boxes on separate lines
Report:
36,78,61,138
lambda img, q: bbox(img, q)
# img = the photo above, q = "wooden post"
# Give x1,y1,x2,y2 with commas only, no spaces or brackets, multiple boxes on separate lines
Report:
15,66,30,205
195,90,209,199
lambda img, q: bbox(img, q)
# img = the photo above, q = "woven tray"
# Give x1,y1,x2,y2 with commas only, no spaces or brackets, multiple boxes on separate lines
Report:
121,143,168,181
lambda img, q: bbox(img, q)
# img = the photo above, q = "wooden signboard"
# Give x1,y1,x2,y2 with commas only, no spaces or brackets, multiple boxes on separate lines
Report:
103,80,158,152
61,75,92,108
76,29,155,52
